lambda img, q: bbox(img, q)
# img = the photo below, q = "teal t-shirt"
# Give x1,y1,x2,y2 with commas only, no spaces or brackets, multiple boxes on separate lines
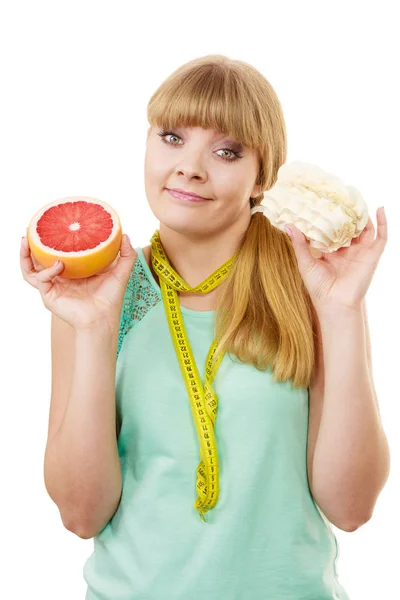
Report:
83,247,351,600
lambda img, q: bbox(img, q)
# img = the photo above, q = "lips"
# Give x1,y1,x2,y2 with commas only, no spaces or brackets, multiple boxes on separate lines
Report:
166,188,211,202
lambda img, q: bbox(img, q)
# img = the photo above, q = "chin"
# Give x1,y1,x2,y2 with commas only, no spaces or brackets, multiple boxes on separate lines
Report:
157,209,211,236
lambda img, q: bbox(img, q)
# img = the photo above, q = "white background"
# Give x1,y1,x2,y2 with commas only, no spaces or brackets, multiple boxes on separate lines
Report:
1,1,399,598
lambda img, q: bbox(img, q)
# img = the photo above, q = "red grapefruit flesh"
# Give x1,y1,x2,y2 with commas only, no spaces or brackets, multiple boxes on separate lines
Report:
27,196,123,279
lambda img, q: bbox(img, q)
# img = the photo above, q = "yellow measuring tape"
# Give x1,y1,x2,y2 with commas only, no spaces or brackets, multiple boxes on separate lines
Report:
150,230,239,523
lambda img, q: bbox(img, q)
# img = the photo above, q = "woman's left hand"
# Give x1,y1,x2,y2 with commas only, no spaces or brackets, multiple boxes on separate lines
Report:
284,206,388,312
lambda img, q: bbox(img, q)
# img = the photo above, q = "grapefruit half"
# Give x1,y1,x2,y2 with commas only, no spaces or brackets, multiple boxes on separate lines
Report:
27,196,123,279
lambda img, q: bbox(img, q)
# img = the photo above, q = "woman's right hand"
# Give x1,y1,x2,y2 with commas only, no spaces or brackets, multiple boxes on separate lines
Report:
20,233,138,330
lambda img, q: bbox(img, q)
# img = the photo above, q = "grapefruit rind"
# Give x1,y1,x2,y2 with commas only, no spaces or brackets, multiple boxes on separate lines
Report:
27,196,123,279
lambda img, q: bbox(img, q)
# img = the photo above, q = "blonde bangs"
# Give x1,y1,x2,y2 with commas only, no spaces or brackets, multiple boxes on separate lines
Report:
147,55,266,153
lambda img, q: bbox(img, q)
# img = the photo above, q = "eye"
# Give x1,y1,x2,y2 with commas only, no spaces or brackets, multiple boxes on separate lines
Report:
157,129,243,162
157,130,182,146
216,148,240,161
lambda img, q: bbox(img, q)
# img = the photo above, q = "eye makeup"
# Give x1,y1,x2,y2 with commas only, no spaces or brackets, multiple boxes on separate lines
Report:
157,129,244,162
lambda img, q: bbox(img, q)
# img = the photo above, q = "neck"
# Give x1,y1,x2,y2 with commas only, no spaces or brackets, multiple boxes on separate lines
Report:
156,215,250,295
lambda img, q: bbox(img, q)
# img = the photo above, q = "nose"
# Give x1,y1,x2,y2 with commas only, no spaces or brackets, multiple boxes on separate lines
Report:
175,148,208,181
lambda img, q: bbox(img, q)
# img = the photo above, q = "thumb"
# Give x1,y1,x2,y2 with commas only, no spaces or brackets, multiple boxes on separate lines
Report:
96,235,137,276
120,233,136,255
116,234,138,269
284,223,316,273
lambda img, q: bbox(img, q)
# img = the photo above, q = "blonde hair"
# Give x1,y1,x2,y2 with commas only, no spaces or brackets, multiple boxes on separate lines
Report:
147,54,316,390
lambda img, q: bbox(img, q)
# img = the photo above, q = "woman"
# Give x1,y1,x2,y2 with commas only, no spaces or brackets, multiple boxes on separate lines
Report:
21,54,389,599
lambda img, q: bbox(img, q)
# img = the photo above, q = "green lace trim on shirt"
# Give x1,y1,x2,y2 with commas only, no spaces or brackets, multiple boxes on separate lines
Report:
117,257,161,358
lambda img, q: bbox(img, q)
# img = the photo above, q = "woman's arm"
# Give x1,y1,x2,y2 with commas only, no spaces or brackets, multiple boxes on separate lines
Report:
308,300,390,531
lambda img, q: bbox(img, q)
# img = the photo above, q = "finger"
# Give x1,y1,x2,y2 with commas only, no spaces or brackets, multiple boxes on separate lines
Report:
285,223,317,273
20,235,43,270
357,214,375,246
372,206,387,253
116,234,137,264
95,235,136,276
113,235,138,279
20,236,42,284
36,260,65,296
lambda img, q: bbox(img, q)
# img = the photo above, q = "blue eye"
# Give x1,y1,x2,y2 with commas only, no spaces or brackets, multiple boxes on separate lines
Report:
157,130,243,162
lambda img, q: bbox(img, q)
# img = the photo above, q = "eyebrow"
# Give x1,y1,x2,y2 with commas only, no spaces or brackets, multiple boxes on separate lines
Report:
213,130,243,145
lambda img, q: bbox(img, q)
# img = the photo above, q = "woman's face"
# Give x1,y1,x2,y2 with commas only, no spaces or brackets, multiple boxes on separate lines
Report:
144,124,262,236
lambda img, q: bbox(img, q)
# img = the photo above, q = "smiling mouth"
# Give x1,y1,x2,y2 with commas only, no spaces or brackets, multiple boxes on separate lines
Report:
166,189,212,203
